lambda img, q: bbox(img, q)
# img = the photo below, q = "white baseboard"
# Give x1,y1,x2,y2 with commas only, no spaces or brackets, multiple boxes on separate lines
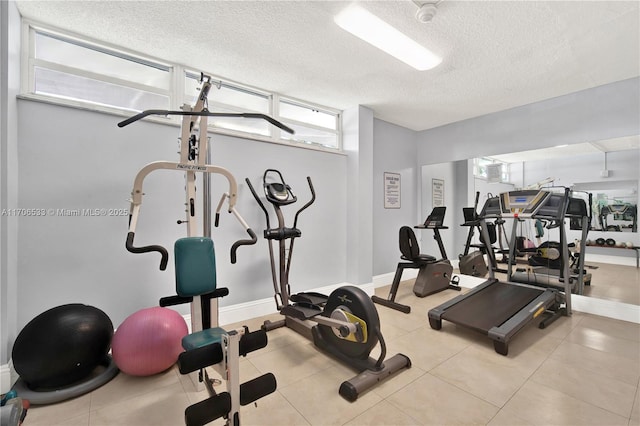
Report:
571,295,640,323
585,253,637,267
1,360,15,395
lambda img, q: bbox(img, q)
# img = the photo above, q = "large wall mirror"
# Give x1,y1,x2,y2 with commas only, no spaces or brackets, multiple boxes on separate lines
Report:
421,135,639,308
572,180,637,233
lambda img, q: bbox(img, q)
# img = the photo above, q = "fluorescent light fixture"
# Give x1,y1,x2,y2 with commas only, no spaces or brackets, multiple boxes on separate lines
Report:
334,5,442,71
554,144,569,148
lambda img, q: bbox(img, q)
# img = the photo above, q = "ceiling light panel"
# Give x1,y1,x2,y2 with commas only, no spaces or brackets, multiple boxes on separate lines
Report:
334,5,442,71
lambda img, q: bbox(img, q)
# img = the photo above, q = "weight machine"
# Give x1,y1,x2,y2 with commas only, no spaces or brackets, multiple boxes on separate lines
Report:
119,74,294,425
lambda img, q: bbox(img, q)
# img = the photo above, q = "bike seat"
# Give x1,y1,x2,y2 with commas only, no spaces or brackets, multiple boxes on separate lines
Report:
399,226,437,264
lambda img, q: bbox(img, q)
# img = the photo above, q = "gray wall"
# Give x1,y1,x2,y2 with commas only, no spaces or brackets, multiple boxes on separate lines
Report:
420,162,457,257
14,100,348,335
521,149,639,190
344,106,374,284
416,160,473,261
1,0,21,366
416,78,640,165
372,119,417,276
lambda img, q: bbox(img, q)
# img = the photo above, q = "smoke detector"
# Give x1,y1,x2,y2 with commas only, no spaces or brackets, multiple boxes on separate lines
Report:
416,2,438,23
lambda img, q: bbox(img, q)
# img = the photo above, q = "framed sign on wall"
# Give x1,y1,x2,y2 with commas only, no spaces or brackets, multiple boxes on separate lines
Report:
432,178,444,207
384,172,401,209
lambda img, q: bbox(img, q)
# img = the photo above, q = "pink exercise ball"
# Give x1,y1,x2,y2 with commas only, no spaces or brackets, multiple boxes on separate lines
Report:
111,307,188,376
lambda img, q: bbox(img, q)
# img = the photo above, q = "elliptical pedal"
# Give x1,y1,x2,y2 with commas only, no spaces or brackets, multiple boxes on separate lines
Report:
280,303,322,320
290,292,329,306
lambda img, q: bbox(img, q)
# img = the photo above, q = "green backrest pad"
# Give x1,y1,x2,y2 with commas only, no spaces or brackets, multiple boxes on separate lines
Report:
174,237,217,297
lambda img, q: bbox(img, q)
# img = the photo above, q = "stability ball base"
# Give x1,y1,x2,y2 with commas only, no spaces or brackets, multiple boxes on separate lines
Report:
12,304,114,389
11,355,119,405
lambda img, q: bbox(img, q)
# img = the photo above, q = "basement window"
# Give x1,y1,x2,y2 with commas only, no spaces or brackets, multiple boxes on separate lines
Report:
474,157,510,183
184,72,272,137
278,99,341,149
23,22,343,152
27,27,171,112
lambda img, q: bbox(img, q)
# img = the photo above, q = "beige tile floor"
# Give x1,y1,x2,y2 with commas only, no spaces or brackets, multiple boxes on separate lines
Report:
22,264,640,426
581,261,640,305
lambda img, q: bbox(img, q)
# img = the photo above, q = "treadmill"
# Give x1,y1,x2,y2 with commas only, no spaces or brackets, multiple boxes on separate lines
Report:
511,193,592,294
428,189,572,356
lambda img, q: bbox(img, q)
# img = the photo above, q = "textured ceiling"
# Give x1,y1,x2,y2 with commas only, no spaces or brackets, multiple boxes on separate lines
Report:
14,0,640,131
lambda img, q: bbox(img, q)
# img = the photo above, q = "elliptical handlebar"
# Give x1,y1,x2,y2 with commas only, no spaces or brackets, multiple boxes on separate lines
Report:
245,177,271,230
293,176,316,230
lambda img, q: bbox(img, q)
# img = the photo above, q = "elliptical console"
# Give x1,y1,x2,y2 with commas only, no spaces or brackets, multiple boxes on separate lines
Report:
245,169,411,401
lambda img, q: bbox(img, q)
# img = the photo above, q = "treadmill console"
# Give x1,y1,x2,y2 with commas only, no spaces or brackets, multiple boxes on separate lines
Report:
566,197,588,218
535,194,566,219
499,190,552,218
479,196,501,219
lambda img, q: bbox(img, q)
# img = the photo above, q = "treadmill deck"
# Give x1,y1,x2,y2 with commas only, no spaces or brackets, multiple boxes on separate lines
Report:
441,281,544,333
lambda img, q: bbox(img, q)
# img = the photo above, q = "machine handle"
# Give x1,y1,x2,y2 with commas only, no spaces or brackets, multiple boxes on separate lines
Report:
118,110,295,134
245,177,271,230
293,176,316,229
587,192,593,227
125,231,168,270
231,229,257,264
214,191,257,263
473,191,480,219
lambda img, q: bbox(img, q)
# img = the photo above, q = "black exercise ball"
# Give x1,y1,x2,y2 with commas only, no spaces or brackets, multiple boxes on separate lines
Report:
605,238,616,247
595,238,606,246
12,304,114,390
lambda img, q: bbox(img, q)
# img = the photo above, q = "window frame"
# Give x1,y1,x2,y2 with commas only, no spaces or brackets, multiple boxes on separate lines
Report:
275,95,342,150
183,70,275,139
21,20,343,153
473,157,510,183
23,22,174,116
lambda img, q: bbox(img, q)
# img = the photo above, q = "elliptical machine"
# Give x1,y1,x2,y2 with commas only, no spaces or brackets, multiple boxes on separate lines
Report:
245,170,411,402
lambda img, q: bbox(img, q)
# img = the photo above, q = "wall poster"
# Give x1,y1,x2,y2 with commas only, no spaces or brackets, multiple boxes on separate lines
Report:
384,172,401,209
432,178,444,207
